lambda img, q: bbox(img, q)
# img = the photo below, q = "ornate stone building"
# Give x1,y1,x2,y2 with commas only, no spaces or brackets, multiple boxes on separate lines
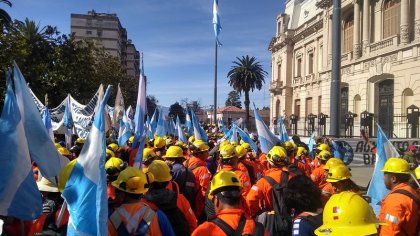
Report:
269,0,420,137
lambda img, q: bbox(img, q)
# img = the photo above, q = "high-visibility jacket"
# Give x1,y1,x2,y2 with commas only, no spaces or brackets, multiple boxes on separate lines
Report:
192,209,268,236
310,158,320,172
107,183,116,201
220,165,251,198
311,165,327,189
379,183,420,236
166,181,198,233
28,205,69,236
185,156,212,219
108,202,175,236
246,167,293,217
239,159,265,184
320,182,333,206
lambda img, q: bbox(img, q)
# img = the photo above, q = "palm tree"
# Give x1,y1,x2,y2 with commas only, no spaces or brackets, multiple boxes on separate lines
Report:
16,18,49,43
227,55,267,128
0,0,12,27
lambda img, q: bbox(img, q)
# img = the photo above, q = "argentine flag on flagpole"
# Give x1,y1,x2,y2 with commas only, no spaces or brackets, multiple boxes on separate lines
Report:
185,109,193,136
62,85,112,236
176,115,187,143
235,124,258,152
13,63,62,179
156,108,167,137
278,116,289,143
367,124,399,216
213,0,222,45
0,71,42,220
149,109,158,138
253,103,280,153
118,110,132,147
230,124,238,144
42,106,54,141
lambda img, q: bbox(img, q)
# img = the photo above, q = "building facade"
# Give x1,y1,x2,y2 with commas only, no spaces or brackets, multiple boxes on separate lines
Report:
269,0,420,137
71,10,140,79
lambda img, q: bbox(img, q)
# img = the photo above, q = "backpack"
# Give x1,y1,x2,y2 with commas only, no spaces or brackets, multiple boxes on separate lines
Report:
154,193,190,236
211,214,265,236
257,171,292,236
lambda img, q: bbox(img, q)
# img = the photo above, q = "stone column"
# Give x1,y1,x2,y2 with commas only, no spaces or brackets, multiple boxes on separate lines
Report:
353,0,361,59
415,0,420,39
362,0,369,54
400,0,410,44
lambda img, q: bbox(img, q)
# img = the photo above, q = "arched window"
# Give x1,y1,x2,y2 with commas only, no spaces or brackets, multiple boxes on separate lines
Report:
343,16,354,53
383,0,401,38
402,88,414,115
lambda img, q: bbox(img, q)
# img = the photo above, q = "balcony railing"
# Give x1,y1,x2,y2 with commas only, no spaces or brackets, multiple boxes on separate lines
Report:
269,80,283,93
293,76,302,85
369,35,398,52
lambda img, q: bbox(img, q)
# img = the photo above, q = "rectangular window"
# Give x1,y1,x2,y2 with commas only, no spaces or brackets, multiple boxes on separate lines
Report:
277,64,281,81
308,54,314,74
86,30,92,35
295,99,301,118
297,58,302,77
97,30,102,37
318,96,322,114
306,97,313,116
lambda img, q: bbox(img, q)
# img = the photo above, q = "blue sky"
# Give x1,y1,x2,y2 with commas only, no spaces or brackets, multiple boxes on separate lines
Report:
7,0,285,109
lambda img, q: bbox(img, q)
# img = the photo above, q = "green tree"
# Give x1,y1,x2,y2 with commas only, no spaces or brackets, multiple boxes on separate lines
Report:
227,55,267,128
0,0,12,27
146,95,158,117
169,102,186,123
225,90,242,108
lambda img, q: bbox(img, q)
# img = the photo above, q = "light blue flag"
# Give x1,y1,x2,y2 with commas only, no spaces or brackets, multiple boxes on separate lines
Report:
308,130,317,159
132,73,147,169
185,109,193,136
13,63,62,178
63,96,73,150
176,115,187,143
367,124,399,216
191,110,208,143
236,124,258,152
118,110,132,147
278,116,289,143
212,0,222,45
42,106,54,141
230,125,238,144
220,120,228,136
253,103,280,153
225,125,234,140
0,72,42,220
62,85,111,236
156,108,167,137
149,109,158,137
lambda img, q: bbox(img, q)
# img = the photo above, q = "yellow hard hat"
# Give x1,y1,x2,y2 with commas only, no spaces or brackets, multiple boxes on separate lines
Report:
112,167,153,194
54,143,62,149
175,141,187,149
235,145,247,159
241,142,251,150
220,144,236,159
381,157,410,174
143,148,157,163
76,137,85,144
317,143,330,152
323,158,345,170
208,171,242,200
107,143,119,153
318,150,332,161
267,146,288,165
147,160,172,182
283,141,293,149
164,146,184,159
105,157,126,176
230,140,238,146
154,136,166,149
296,146,307,156
165,137,174,146
106,148,115,158
326,165,352,183
58,147,71,156
219,140,230,150
190,140,210,153
188,135,195,144
292,142,297,151
315,191,384,236
58,158,77,192
415,167,420,180
128,136,134,144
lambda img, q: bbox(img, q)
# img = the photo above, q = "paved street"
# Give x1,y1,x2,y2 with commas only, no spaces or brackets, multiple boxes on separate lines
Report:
349,165,375,188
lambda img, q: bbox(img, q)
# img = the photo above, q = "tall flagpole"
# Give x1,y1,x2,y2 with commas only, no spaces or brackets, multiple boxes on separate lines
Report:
214,40,218,125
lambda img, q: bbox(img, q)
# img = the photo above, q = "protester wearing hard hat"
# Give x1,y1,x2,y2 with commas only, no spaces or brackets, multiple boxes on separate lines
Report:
105,157,127,203
108,167,175,236
185,140,212,223
315,191,384,236
145,160,197,235
378,158,419,235
326,163,360,194
193,171,267,236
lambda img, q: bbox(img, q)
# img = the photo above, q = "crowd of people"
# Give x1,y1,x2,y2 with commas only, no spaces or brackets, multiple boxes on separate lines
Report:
2,128,420,236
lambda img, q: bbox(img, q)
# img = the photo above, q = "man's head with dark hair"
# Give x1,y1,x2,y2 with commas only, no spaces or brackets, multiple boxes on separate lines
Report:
284,175,322,215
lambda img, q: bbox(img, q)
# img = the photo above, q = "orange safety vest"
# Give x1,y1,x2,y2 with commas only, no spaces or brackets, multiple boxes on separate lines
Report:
107,202,162,236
